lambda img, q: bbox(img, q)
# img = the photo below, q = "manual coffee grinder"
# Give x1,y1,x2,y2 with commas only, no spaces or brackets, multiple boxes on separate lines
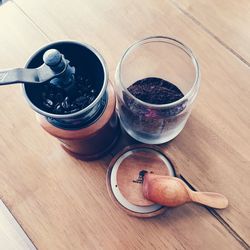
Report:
0,41,120,160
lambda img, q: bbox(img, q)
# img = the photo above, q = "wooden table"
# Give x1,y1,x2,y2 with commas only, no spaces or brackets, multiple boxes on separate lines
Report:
0,1,249,249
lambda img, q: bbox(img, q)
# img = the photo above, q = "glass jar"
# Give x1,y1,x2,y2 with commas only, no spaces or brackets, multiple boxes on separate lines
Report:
115,36,200,144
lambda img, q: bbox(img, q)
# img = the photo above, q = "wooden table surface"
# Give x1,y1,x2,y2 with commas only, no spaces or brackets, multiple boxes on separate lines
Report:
0,1,249,249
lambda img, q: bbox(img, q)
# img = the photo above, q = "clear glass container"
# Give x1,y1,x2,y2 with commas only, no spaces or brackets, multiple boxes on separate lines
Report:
115,36,200,144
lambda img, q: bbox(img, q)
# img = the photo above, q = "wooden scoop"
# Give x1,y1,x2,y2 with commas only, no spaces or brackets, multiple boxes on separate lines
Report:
143,174,228,209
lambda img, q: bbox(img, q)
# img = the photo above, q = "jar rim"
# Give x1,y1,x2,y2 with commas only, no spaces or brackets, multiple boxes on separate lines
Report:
115,36,200,108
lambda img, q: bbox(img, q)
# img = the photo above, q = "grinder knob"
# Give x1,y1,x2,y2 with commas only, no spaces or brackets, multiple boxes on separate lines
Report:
43,49,63,68
43,49,75,87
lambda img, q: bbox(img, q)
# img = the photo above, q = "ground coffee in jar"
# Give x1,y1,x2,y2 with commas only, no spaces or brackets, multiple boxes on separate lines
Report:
120,77,187,142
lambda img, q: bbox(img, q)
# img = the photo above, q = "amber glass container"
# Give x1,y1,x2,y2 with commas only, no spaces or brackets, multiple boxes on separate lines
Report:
23,41,120,160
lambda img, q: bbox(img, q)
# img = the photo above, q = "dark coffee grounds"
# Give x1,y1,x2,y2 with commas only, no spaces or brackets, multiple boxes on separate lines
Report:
121,77,187,135
127,77,184,105
40,74,98,114
125,77,186,118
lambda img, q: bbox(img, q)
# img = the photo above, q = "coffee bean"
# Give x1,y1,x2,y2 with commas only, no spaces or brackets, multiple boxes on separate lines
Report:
62,97,70,110
54,103,63,113
76,96,86,105
40,73,99,114
43,99,53,109
48,93,55,100
55,92,64,102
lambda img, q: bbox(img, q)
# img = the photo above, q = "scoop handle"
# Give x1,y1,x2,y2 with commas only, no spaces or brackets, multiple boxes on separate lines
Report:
190,191,229,209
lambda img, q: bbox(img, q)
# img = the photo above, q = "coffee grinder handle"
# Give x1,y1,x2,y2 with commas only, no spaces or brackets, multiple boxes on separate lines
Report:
0,49,73,85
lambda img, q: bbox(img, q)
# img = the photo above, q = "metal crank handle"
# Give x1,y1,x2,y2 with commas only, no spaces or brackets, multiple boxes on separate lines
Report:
0,49,72,86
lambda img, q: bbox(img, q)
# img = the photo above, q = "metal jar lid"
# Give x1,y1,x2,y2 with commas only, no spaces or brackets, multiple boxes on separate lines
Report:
106,144,177,218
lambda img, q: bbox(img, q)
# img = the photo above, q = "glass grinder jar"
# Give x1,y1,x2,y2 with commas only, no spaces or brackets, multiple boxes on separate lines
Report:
22,41,120,160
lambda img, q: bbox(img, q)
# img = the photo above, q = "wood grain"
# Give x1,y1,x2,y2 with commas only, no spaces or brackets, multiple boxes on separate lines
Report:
0,1,248,249
172,0,250,64
12,0,250,243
